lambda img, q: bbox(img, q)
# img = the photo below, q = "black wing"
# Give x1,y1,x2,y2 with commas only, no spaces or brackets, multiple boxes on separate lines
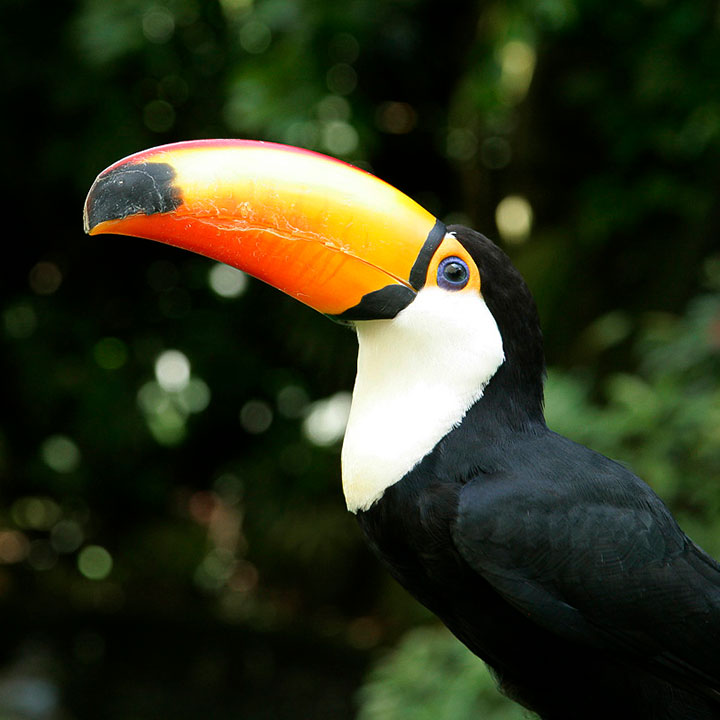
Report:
451,433,720,700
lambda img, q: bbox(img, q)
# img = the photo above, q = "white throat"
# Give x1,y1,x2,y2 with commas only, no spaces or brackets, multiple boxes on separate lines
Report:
341,287,505,513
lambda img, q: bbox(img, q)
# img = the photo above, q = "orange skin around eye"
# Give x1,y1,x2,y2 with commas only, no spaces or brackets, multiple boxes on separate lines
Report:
424,234,482,295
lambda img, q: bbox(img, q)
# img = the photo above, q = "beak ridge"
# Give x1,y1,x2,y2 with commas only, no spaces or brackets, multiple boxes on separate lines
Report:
84,140,442,319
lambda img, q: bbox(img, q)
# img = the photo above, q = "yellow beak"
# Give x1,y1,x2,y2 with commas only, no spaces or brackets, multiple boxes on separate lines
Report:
84,139,445,320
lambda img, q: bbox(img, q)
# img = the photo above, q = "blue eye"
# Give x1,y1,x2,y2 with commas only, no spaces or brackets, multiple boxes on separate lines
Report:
437,256,469,290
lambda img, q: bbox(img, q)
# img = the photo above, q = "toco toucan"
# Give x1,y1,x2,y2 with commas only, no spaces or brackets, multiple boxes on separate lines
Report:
84,140,720,719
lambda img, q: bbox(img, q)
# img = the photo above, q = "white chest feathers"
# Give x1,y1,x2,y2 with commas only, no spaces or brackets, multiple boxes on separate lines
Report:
341,287,505,513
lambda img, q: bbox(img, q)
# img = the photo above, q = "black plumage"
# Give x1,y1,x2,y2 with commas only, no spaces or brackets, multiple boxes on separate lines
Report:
357,227,720,719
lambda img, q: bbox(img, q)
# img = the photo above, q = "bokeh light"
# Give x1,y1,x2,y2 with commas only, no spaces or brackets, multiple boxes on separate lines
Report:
50,520,84,554
446,128,478,162
77,545,113,580
495,195,533,244
144,99,175,132
239,19,271,53
498,39,536,102
142,6,175,43
219,0,253,18
208,263,248,298
321,121,358,155
0,530,30,564
3,303,37,339
41,436,81,474
195,547,236,591
155,350,191,392
11,497,61,530
375,101,417,135
29,262,62,295
240,400,273,434
139,351,211,445
28,540,58,571
177,378,211,414
327,63,357,95
303,392,352,447
276,385,310,419
93,337,128,370
318,94,350,121
143,402,186,446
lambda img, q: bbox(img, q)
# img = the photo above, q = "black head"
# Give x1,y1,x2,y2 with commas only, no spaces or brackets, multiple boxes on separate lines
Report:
448,225,546,427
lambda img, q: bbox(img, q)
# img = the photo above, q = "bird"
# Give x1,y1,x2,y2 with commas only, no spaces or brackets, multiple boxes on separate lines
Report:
84,139,720,719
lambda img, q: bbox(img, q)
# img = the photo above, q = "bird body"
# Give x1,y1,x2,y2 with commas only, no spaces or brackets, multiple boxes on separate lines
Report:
351,227,720,718
358,425,720,719
83,140,720,719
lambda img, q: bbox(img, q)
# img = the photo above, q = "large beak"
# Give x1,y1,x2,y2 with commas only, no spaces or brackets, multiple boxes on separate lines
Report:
84,139,445,320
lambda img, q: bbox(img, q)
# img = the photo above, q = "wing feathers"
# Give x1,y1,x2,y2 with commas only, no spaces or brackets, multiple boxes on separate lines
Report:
452,442,720,699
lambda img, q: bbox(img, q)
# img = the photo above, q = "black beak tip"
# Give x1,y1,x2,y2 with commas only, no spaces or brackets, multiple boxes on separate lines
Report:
83,161,182,234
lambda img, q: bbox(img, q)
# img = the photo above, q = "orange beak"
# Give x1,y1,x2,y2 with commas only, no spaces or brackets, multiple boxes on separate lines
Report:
84,139,445,320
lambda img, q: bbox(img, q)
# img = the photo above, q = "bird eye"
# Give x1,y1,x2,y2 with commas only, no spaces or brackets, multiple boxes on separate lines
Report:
437,256,470,290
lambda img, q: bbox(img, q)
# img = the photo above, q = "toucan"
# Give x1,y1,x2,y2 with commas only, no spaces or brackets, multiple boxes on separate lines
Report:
84,139,720,719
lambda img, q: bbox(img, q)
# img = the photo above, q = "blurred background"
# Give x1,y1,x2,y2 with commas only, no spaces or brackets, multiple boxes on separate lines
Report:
2,0,720,717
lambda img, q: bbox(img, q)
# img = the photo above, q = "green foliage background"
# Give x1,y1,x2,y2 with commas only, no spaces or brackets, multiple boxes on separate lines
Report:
1,0,719,717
